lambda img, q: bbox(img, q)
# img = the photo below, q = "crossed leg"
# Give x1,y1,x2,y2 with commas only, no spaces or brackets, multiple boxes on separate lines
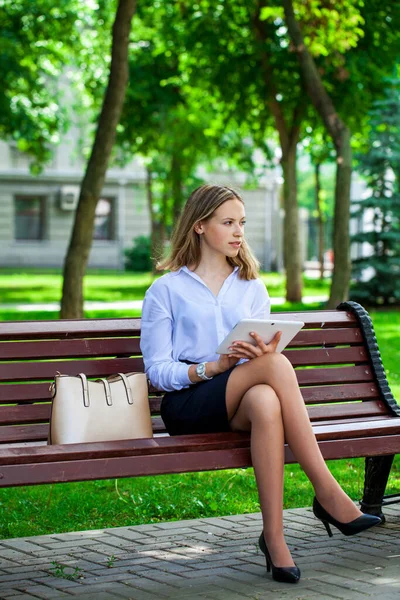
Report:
225,352,363,567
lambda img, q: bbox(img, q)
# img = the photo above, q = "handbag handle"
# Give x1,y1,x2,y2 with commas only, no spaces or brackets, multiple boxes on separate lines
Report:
79,372,134,407
118,372,133,405
77,373,90,407
97,377,112,406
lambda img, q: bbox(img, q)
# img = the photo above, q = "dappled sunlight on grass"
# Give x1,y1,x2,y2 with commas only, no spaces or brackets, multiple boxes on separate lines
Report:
0,269,330,305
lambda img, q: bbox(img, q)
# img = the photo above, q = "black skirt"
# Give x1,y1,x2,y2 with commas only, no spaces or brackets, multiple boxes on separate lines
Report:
161,365,237,436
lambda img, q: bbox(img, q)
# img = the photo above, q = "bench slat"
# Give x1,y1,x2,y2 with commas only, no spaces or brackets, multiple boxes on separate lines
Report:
0,354,374,385
0,338,141,360
0,368,377,410
0,424,49,443
0,357,143,382
0,399,388,428
0,406,396,446
283,346,368,366
0,383,381,414
307,401,389,421
296,365,374,385
0,421,389,461
1,419,400,465
0,311,358,342
0,347,369,387
288,328,363,347
0,319,142,340
2,432,400,488
0,382,163,407
0,328,364,361
301,382,380,403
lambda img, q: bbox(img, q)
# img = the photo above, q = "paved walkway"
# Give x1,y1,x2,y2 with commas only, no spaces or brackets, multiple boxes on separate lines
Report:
0,296,328,313
1,503,400,600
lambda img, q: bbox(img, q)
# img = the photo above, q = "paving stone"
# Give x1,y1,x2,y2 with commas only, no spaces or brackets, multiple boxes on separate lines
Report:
0,592,43,600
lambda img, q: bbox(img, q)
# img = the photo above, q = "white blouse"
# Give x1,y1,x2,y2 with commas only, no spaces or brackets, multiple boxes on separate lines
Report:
140,266,271,392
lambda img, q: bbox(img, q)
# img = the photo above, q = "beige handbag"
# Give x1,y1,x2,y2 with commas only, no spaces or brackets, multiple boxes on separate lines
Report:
48,372,153,445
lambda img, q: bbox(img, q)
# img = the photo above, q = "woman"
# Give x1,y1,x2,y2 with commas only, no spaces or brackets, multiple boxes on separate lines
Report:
140,184,380,584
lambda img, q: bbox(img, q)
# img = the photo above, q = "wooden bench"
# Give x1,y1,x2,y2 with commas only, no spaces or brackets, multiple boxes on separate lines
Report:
0,301,399,522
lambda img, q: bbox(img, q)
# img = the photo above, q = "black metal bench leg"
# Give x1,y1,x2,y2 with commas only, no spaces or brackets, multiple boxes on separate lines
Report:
360,454,395,523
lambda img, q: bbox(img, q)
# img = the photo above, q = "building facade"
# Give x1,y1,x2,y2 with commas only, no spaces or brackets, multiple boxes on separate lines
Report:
0,133,285,272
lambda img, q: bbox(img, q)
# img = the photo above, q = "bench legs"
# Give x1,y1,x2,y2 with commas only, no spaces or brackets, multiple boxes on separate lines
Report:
361,454,395,523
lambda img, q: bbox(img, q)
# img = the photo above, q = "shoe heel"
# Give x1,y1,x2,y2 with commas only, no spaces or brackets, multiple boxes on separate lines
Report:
322,520,333,537
266,558,271,573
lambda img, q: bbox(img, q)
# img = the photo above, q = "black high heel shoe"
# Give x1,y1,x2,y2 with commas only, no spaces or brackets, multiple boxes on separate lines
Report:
313,497,381,537
258,532,300,584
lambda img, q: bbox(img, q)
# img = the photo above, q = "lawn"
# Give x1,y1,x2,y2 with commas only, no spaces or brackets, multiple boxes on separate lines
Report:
0,268,329,304
0,269,399,539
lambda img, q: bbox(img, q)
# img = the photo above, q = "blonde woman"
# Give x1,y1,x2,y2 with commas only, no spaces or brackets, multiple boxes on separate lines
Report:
140,184,380,584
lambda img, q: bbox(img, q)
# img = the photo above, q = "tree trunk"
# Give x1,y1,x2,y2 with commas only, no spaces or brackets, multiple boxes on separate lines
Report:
329,127,352,305
171,152,184,223
282,0,352,307
253,3,304,302
60,0,137,318
281,142,303,301
315,162,325,280
146,167,165,274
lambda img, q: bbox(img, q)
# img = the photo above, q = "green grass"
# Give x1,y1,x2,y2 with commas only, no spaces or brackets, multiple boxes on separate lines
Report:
0,269,154,305
0,268,328,305
0,268,328,321
1,457,400,540
0,269,398,539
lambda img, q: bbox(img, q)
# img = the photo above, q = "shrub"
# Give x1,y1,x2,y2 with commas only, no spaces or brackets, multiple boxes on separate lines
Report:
125,236,152,272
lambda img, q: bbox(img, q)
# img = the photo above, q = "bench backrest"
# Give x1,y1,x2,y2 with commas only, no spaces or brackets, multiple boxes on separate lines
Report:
0,307,396,447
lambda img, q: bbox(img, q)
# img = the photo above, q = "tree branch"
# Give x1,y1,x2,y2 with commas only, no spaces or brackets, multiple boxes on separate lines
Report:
281,0,345,149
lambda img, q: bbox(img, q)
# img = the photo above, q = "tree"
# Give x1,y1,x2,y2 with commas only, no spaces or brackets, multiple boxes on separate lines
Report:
282,0,400,306
351,78,400,305
147,0,307,300
254,1,307,301
0,0,86,170
118,5,264,271
307,131,335,279
60,0,137,318
282,0,354,306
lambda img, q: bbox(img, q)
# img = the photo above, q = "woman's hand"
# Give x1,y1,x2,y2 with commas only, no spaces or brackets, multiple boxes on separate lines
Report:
227,330,282,360
214,353,240,374
208,331,282,376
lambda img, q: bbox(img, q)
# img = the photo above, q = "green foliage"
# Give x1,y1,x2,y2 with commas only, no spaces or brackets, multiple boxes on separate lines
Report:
124,236,153,272
351,78,400,306
297,158,335,216
1,450,400,538
0,1,86,169
49,561,83,581
118,2,266,227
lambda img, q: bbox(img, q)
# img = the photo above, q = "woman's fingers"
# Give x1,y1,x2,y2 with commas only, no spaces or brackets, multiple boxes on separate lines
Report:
229,340,262,358
267,331,282,352
229,331,282,357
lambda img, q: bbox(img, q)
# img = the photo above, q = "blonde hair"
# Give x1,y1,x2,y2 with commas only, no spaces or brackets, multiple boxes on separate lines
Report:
157,184,260,280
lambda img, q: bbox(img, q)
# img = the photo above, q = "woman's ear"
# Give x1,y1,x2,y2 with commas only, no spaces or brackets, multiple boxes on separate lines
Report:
194,221,203,235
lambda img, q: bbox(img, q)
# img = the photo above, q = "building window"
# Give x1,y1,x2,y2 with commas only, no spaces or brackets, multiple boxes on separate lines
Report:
14,196,46,241
93,197,115,241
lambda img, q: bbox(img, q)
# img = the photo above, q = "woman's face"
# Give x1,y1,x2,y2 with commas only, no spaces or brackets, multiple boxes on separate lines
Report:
195,198,246,258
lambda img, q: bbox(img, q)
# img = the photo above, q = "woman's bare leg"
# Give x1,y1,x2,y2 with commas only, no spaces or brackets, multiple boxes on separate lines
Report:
226,353,363,524
229,384,295,567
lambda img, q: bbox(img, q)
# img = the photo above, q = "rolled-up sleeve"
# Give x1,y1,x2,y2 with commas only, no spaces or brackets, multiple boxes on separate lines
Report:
251,279,271,319
140,286,192,392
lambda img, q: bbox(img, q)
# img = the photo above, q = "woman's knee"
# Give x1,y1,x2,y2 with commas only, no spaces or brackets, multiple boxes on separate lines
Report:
257,351,292,370
242,384,281,423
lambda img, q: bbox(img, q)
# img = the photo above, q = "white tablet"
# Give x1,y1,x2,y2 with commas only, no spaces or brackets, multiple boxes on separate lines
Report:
216,318,305,354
